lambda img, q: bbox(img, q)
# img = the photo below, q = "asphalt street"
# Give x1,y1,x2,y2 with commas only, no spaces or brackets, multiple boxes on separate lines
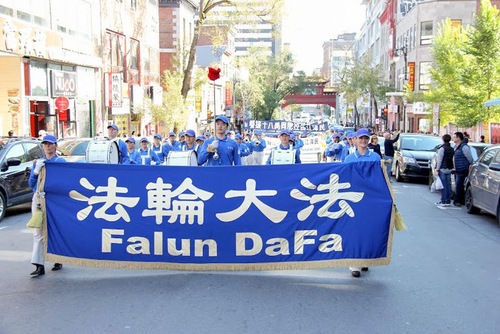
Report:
0,176,499,334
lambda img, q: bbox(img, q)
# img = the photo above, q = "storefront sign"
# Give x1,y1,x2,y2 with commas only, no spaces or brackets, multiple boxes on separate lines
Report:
51,70,77,97
408,62,415,92
105,73,123,108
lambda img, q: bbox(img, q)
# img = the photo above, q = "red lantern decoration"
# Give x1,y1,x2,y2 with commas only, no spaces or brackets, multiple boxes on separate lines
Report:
208,67,221,81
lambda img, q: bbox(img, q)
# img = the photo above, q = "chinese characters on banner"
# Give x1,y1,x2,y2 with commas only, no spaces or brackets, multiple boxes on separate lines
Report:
43,161,394,270
105,73,123,108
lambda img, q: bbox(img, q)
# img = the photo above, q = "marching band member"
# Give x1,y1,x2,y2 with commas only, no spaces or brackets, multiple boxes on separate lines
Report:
180,129,198,151
252,130,267,165
325,134,342,162
178,131,186,146
167,132,181,151
138,137,161,165
107,124,130,164
198,115,241,166
152,134,171,164
125,137,141,164
244,133,254,165
266,130,301,165
235,134,251,165
294,131,304,150
195,135,206,158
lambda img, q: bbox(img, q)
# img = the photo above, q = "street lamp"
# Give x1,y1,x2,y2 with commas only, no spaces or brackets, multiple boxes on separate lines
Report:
393,38,408,132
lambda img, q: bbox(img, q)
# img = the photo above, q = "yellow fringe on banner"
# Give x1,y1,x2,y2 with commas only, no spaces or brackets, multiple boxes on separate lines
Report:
380,161,407,232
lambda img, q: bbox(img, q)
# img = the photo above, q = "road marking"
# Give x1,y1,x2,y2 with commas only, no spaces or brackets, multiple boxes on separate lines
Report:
0,226,9,231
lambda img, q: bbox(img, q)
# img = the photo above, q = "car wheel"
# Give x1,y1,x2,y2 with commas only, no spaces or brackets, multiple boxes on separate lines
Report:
395,163,403,182
465,187,480,214
0,192,6,222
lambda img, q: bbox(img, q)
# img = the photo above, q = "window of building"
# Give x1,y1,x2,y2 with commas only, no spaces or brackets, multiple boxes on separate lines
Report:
30,61,48,97
419,62,432,91
53,0,92,40
420,21,433,45
0,0,49,27
129,39,140,84
131,0,137,10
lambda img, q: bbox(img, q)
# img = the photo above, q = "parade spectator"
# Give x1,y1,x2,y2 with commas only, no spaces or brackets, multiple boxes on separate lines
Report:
8,130,15,137
344,128,381,278
368,135,382,158
198,115,241,166
28,135,66,277
383,130,401,180
480,135,485,143
435,134,454,207
38,130,47,139
452,132,473,207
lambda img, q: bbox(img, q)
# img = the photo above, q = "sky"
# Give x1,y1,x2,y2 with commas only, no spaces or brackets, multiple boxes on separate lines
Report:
282,0,366,75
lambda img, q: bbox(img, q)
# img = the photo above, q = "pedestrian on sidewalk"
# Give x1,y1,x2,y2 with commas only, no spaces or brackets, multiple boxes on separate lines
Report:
435,134,454,206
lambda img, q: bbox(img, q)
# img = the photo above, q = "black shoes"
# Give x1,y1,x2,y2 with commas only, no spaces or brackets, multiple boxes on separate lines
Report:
52,263,63,271
351,270,361,278
361,267,369,271
30,264,45,277
453,202,462,207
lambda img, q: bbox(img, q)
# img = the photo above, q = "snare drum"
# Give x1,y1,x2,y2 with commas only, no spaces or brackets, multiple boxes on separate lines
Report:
86,140,120,164
166,150,198,166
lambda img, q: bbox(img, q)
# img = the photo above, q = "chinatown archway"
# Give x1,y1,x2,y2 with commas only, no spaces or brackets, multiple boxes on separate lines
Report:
281,78,337,110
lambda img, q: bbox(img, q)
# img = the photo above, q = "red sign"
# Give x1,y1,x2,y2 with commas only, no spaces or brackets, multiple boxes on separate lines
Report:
55,96,70,111
408,62,415,92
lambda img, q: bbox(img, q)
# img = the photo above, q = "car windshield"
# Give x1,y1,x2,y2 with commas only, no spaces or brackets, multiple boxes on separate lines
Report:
400,136,442,151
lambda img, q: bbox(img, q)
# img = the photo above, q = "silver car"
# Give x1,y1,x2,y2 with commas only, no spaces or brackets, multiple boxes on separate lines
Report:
465,144,500,225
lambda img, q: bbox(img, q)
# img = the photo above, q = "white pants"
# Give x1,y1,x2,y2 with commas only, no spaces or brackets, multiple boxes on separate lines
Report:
245,154,254,165
327,156,336,163
31,193,44,265
253,151,264,165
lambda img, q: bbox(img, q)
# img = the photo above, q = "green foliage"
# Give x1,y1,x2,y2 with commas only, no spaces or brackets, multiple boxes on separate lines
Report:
153,69,189,131
239,47,307,120
426,0,500,127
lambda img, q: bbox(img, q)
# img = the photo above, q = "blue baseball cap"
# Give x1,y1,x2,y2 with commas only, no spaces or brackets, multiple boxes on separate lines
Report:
347,132,355,139
204,131,211,136
179,131,185,137
279,130,290,136
125,137,136,144
41,135,57,144
235,134,243,140
153,134,161,139
140,137,149,143
215,115,229,125
107,124,118,131
185,129,196,137
196,136,205,141
169,131,176,137
356,128,371,138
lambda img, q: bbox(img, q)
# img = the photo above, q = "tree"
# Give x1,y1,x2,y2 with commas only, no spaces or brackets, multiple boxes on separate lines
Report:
339,55,392,127
238,47,307,120
427,0,500,127
180,0,284,99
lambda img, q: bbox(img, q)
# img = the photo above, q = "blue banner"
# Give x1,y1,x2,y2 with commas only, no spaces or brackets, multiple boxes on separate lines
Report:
43,161,394,270
244,120,329,133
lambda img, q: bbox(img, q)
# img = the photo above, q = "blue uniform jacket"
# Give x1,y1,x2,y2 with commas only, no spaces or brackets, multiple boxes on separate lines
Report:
116,139,130,164
152,144,171,164
127,150,142,164
344,148,381,163
138,148,161,165
252,138,267,152
29,155,66,191
238,142,251,157
198,136,241,166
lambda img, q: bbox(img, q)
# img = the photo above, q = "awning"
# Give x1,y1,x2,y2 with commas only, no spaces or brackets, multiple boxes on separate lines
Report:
483,97,500,107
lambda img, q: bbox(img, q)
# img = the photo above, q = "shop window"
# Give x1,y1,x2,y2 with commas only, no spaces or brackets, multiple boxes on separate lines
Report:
30,61,48,97
420,21,433,45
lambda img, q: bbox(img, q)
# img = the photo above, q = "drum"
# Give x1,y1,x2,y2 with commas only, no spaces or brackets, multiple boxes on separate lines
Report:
86,140,120,164
166,150,198,166
271,148,295,165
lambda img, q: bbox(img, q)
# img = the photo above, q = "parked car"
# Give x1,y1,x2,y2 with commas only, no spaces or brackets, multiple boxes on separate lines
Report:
393,134,442,182
429,141,491,189
0,137,43,222
465,144,500,225
57,138,93,162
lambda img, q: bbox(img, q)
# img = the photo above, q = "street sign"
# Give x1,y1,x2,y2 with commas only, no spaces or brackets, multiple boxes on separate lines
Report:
55,96,69,111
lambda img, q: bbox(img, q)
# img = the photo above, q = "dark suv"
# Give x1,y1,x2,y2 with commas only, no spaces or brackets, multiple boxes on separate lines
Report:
0,137,43,222
393,134,442,182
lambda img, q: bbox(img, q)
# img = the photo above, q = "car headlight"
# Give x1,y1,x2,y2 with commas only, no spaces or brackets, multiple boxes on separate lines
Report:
403,157,416,164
